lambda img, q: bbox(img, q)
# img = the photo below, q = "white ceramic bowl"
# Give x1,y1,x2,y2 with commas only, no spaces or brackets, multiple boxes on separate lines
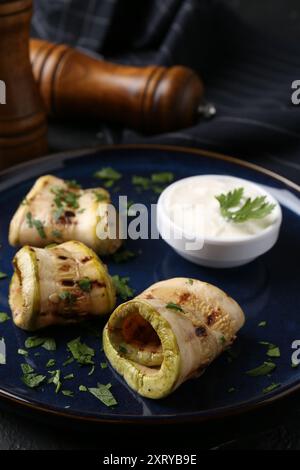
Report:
157,175,282,268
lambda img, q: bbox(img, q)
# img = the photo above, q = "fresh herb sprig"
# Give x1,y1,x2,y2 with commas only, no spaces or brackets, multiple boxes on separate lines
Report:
215,187,275,223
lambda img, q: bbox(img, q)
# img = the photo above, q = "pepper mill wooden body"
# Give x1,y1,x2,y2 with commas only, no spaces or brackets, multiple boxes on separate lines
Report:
0,0,47,170
30,39,204,134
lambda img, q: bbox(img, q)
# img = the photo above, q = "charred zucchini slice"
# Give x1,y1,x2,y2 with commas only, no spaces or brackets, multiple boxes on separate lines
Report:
9,175,122,255
104,278,245,399
9,241,116,331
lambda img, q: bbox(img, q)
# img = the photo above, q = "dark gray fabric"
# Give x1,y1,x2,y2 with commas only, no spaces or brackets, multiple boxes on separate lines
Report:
31,0,211,67
32,0,300,184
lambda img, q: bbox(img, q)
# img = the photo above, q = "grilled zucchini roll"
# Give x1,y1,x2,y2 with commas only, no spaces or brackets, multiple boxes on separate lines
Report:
9,241,116,331
103,277,245,399
9,175,122,255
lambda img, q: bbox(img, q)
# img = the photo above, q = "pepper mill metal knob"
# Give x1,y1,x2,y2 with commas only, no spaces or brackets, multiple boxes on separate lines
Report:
30,39,205,134
0,0,47,170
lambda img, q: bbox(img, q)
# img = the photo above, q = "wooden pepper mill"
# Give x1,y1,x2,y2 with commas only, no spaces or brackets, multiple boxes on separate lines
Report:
30,39,206,134
0,0,47,170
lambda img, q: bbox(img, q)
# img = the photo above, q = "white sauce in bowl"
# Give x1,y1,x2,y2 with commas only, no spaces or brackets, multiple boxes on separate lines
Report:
164,175,281,241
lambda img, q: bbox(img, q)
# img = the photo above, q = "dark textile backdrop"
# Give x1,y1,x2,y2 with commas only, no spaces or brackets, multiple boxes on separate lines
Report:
31,0,300,182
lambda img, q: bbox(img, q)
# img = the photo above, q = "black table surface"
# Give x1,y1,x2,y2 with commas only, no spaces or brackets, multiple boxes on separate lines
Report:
1,0,300,451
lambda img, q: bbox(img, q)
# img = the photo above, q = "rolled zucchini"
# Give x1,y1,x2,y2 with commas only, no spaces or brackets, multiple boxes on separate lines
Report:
103,277,245,399
9,175,122,255
9,240,116,331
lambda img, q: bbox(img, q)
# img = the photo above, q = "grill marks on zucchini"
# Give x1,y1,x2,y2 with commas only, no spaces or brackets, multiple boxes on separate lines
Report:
104,278,245,399
9,241,116,331
9,175,122,255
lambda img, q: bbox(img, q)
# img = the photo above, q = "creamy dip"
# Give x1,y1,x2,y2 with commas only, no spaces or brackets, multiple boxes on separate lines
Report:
164,175,280,240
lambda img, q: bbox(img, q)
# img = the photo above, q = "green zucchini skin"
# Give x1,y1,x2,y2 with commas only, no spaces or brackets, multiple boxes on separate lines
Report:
103,300,181,399
104,278,245,399
9,241,116,331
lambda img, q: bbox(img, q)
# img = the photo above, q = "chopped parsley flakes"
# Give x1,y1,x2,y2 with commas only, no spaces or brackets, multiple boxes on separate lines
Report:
112,275,135,300
67,337,95,365
78,278,92,293
112,249,136,264
94,167,122,188
62,390,74,397
132,172,174,194
0,312,10,323
25,336,56,351
59,291,77,305
259,341,281,358
89,383,117,407
26,212,46,239
48,369,62,393
46,359,56,368
165,302,184,312
263,383,281,394
246,361,276,377
22,373,46,389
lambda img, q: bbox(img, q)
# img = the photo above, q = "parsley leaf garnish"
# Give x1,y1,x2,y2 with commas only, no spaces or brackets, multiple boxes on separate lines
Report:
64,373,74,380
259,341,281,358
66,179,81,190
22,373,46,388
67,337,95,365
94,167,122,189
112,249,136,264
112,275,135,300
63,357,74,366
78,278,92,293
263,383,281,394
151,172,174,184
132,172,174,194
18,349,28,356
165,302,184,312
62,390,74,397
46,359,56,368
93,190,109,202
20,362,46,389
0,312,10,323
21,363,34,375
0,272,7,280
215,187,275,223
25,336,56,350
246,361,276,376
59,291,77,305
26,212,46,239
48,369,62,393
89,383,117,407
52,230,63,239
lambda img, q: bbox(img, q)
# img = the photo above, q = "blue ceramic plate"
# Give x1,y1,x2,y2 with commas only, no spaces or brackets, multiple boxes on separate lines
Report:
0,145,300,424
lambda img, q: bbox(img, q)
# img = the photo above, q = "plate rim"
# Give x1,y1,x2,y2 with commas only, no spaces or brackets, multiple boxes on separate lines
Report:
1,143,299,425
